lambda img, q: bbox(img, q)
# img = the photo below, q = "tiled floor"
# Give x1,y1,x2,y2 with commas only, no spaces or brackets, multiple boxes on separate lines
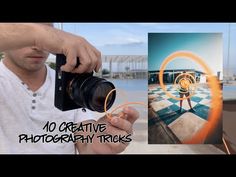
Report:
168,112,207,142
148,84,214,142
149,84,211,125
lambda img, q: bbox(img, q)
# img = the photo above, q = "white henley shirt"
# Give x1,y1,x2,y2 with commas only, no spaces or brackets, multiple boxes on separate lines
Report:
0,61,95,154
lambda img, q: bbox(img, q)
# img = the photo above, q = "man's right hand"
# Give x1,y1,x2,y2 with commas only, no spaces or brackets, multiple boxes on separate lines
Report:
60,35,101,73
35,24,102,73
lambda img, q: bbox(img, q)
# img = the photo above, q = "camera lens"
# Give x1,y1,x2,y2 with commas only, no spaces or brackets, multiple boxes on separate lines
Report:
68,74,116,112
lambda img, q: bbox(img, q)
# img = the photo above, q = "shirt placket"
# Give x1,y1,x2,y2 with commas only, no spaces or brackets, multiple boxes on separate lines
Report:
31,92,37,111
21,81,39,112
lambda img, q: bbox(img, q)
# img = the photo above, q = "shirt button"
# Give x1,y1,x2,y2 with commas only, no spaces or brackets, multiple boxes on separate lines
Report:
32,100,36,103
33,93,37,97
32,106,36,110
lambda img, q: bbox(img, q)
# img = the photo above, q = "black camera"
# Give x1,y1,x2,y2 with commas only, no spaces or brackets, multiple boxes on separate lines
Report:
54,54,116,112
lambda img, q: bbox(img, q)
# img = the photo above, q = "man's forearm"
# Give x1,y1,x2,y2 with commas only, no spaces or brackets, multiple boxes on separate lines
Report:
0,23,39,51
0,23,64,54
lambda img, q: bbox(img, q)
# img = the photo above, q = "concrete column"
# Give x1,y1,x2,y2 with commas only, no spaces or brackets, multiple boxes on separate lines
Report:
109,58,112,79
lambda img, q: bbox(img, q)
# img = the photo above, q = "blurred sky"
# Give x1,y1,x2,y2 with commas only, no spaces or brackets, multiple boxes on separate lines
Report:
50,23,236,75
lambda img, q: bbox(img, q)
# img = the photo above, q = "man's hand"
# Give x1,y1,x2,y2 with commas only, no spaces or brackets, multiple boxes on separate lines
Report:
0,23,102,74
76,106,139,154
35,24,102,73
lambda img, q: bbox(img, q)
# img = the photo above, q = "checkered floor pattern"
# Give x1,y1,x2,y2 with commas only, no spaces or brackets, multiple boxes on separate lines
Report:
148,84,211,125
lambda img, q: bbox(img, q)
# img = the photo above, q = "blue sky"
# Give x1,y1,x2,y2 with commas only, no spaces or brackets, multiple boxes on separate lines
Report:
51,23,236,75
148,33,222,78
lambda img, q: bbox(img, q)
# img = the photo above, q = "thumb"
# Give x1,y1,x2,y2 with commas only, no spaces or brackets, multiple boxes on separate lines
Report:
122,106,139,124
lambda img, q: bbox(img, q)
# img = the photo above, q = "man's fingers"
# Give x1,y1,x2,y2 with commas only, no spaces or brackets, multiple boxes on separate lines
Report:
86,47,100,73
87,42,101,58
105,122,127,135
84,44,101,73
72,46,92,73
95,51,102,72
60,50,77,72
60,35,101,74
104,124,130,152
122,106,139,124
109,116,133,134
93,117,132,153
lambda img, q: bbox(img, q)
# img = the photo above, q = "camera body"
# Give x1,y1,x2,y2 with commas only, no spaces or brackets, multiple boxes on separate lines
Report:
54,54,80,111
54,54,116,112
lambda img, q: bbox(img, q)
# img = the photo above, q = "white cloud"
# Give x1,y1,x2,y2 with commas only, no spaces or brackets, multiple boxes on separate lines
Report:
104,37,144,46
98,29,145,46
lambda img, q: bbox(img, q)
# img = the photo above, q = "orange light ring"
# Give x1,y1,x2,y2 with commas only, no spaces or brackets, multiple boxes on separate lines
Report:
174,77,195,94
103,89,129,112
104,88,116,114
179,78,191,90
178,76,193,89
104,88,146,120
159,51,222,143
177,78,196,94
179,78,191,88
107,102,146,120
173,73,196,98
174,78,191,94
174,73,196,86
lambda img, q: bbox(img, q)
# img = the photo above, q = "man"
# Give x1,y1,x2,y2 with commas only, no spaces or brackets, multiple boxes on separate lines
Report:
0,23,139,154
178,71,195,113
